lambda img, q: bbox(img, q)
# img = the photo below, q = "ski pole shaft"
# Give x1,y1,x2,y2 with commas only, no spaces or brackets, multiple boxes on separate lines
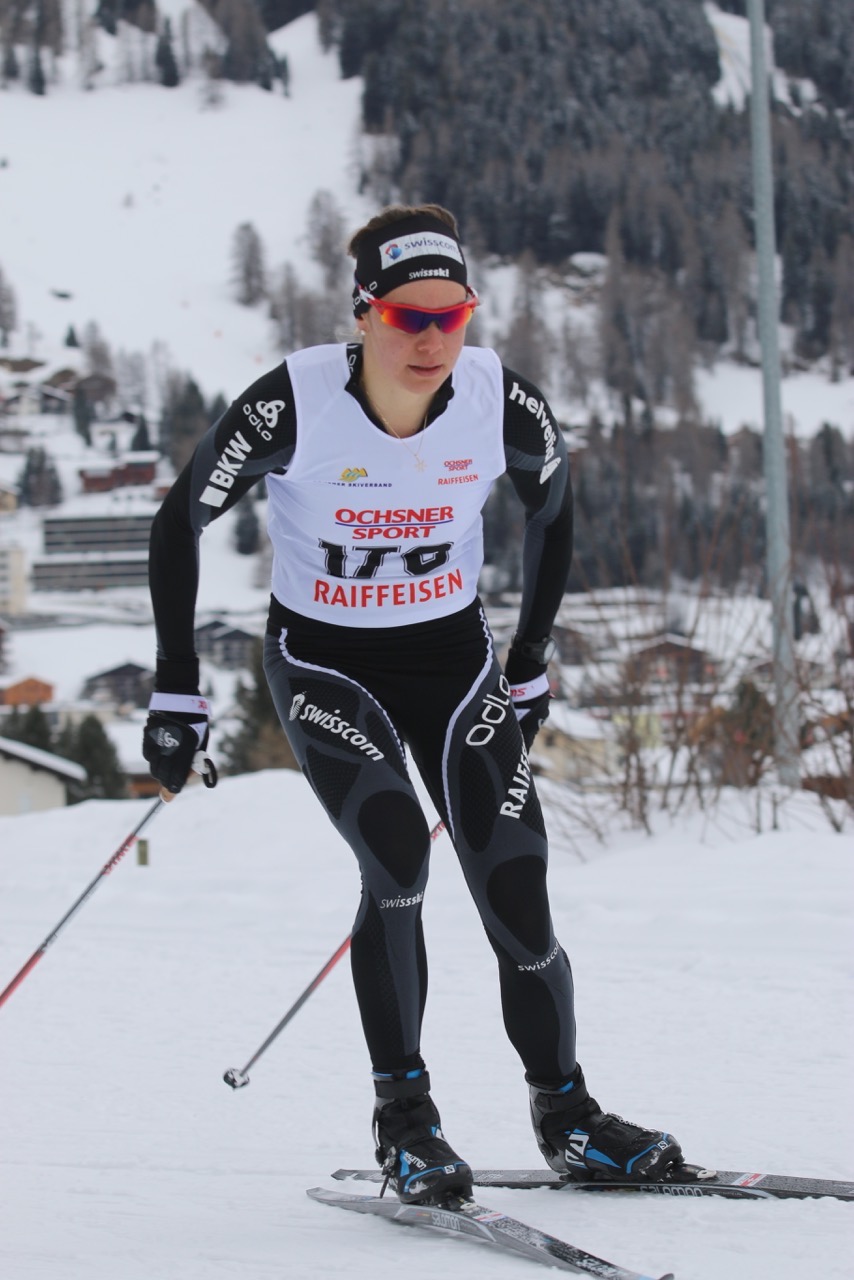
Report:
223,933,354,1089
0,795,166,1011
224,819,446,1088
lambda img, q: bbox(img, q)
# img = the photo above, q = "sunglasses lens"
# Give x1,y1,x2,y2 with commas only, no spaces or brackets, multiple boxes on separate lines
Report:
437,306,475,333
380,306,427,334
378,303,475,334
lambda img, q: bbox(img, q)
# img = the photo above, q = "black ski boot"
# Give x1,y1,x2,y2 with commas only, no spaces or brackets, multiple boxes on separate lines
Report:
529,1064,683,1182
373,1070,473,1204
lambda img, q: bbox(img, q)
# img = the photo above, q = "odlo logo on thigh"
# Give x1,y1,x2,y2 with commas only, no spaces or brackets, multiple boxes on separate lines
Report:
465,675,511,747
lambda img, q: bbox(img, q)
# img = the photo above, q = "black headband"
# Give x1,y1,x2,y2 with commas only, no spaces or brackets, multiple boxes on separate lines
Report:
353,213,468,315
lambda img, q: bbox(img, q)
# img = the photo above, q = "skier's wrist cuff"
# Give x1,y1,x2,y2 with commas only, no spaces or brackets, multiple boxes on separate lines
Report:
509,673,550,703
149,692,211,717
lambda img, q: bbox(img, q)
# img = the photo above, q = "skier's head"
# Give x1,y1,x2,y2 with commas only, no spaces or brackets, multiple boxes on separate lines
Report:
349,204,470,317
349,205,478,400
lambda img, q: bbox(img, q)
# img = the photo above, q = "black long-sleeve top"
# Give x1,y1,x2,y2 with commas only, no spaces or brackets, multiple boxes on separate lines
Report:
149,345,573,692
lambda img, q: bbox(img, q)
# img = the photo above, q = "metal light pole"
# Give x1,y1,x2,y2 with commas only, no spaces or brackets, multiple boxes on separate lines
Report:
746,0,800,787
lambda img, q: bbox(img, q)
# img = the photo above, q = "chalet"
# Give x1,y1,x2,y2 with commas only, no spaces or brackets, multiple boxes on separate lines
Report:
552,624,594,665
117,452,159,484
77,462,117,494
195,620,257,670
75,372,117,410
82,662,154,709
42,367,79,394
0,543,26,615
0,735,86,814
32,509,157,591
0,479,17,513
42,511,155,554
0,676,55,707
534,701,617,783
32,552,150,591
623,635,718,687
0,356,45,375
0,385,72,415
79,452,160,493
0,424,30,452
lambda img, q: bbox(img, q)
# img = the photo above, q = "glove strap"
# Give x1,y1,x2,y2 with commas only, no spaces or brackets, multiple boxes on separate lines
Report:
149,692,211,716
508,673,550,703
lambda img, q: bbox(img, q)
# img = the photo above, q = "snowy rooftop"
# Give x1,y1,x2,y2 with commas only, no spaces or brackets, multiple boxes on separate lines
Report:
0,733,87,781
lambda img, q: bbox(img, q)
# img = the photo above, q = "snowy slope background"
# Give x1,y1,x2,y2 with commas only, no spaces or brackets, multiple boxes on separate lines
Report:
0,6,852,437
1,773,852,1280
1,13,373,404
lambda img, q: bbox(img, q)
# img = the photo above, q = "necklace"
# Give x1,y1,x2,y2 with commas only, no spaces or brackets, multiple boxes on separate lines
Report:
365,390,429,472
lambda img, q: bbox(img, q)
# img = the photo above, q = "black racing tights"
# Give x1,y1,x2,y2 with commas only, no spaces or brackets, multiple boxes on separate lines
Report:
263,597,576,1085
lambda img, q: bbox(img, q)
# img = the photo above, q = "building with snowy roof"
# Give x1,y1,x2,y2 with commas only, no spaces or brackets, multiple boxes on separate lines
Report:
0,735,87,814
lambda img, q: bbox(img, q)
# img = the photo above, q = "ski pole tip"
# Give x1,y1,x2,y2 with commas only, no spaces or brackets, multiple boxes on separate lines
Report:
223,1067,250,1089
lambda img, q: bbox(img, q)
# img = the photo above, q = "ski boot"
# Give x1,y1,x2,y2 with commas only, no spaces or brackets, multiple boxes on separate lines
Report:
373,1069,473,1205
529,1063,683,1182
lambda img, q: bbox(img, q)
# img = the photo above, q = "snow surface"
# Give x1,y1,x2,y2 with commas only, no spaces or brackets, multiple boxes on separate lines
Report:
1,773,852,1280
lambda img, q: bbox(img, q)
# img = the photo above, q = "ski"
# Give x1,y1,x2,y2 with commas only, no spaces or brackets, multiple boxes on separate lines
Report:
308,1185,673,1280
332,1164,854,1202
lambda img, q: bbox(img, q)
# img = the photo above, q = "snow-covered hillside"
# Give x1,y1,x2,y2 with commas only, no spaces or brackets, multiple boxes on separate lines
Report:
1,10,852,437
2,13,372,401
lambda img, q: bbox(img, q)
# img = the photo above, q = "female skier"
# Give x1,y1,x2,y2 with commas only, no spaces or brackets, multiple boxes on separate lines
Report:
144,203,682,1204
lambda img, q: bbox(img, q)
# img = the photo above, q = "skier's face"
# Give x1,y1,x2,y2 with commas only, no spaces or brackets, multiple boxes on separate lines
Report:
357,279,470,397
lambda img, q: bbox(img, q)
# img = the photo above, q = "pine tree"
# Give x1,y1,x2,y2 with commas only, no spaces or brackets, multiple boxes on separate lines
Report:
130,415,152,451
71,715,127,800
233,494,260,555
159,373,210,472
155,18,180,87
73,386,93,446
3,704,54,753
64,324,80,347
231,222,267,306
307,190,346,291
28,43,46,95
17,447,64,506
0,265,17,346
218,640,298,775
212,0,276,87
83,321,114,377
256,0,312,32
208,392,228,423
2,41,20,83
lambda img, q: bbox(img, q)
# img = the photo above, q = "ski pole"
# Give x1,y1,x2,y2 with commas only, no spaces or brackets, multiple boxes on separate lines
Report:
223,818,446,1089
223,933,354,1089
0,794,167,1011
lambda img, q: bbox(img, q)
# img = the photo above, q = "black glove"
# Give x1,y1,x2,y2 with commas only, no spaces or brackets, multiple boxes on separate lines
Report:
505,650,552,751
143,692,216,795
